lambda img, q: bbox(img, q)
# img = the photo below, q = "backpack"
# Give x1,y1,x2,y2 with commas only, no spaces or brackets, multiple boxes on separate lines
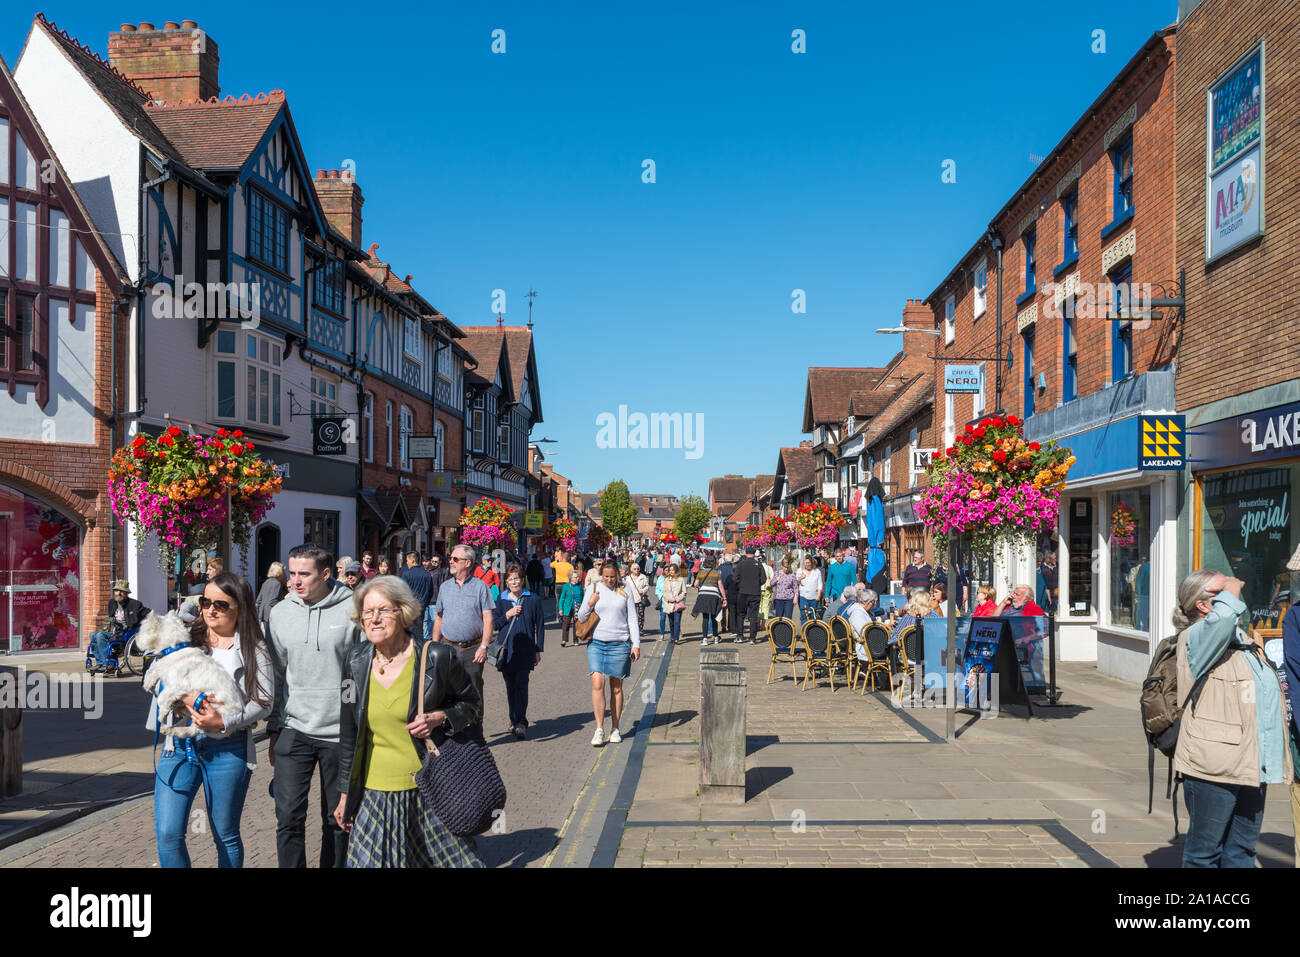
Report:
1139,631,1224,837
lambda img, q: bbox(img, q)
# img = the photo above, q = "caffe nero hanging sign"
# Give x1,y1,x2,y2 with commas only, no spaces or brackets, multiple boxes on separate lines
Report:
1189,400,1300,470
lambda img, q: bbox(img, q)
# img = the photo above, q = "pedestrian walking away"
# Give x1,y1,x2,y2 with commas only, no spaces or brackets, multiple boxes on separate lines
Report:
427,544,496,743
625,562,650,635
493,565,546,739
1173,570,1292,868
151,572,274,868
334,575,484,868
267,544,362,868
577,560,642,746
692,560,725,645
733,546,765,643
255,563,287,633
400,551,434,611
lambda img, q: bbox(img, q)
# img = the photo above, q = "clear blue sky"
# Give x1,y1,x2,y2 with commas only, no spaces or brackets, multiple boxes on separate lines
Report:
6,0,1177,500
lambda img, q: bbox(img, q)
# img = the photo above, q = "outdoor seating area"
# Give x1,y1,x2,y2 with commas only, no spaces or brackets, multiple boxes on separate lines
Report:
765,616,909,695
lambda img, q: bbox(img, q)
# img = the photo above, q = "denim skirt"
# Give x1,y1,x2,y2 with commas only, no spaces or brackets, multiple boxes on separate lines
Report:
587,638,632,679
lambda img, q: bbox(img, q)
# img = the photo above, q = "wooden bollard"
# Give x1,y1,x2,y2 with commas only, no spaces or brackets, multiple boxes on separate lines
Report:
699,663,746,804
1,665,21,797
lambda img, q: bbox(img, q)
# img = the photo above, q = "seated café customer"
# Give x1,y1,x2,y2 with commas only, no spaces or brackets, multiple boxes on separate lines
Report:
999,584,1046,617
972,585,998,617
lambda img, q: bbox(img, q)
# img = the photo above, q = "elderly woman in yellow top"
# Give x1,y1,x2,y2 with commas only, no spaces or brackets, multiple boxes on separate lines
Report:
333,575,484,868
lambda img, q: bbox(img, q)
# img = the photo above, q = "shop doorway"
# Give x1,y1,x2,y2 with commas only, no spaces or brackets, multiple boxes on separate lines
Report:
256,524,281,586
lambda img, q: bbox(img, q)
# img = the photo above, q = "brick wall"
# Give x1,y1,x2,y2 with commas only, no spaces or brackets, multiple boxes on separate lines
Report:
0,272,127,641
1175,0,1299,409
934,31,1176,422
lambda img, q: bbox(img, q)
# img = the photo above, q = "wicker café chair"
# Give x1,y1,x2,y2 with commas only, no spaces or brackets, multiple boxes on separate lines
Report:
827,617,853,692
855,623,894,695
766,617,800,684
895,625,921,684
801,619,832,690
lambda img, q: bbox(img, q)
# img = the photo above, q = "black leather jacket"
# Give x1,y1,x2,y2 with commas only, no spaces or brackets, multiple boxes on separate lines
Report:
338,635,481,823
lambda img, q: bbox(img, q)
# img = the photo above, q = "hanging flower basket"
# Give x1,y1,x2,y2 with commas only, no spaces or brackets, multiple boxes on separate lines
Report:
107,426,282,572
791,501,846,549
585,524,612,552
459,498,516,549
551,517,579,552
1110,501,1137,549
741,525,768,548
914,415,1075,554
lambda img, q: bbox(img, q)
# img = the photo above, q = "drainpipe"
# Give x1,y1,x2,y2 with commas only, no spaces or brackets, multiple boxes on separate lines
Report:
986,225,1006,414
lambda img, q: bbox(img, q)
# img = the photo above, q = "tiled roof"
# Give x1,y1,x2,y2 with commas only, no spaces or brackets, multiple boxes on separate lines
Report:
862,373,935,449
459,328,508,394
31,15,195,171
804,368,886,430
780,446,816,496
848,390,891,417
501,327,535,407
709,475,753,509
146,92,284,170
726,500,753,525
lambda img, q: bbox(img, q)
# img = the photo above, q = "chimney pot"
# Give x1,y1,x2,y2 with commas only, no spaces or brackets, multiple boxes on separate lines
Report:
120,23,137,31
138,21,155,30
112,20,219,102
368,243,380,256
329,169,339,178
163,21,180,30
181,19,198,28
316,169,327,179
404,274,413,284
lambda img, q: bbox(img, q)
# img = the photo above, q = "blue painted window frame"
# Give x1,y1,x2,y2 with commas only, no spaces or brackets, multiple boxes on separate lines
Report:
1017,228,1037,308
1057,190,1078,273
1062,301,1077,403
1023,328,1035,417
1102,135,1134,240
1109,263,1133,382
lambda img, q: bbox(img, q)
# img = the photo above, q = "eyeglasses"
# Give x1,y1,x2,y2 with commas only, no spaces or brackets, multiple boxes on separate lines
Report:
361,607,400,621
198,597,233,612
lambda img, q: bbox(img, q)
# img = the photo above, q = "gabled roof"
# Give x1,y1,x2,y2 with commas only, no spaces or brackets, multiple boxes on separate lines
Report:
862,373,935,450
709,475,753,508
848,390,891,418
778,446,816,497
25,14,197,172
0,51,128,288
146,92,285,170
725,500,753,525
460,328,509,392
803,368,887,431
501,327,541,420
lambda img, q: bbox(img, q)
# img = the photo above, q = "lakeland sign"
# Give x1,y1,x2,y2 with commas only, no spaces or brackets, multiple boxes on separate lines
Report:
1188,400,1300,471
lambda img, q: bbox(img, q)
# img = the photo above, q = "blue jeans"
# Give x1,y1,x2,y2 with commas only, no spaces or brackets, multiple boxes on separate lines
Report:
798,598,819,623
1181,775,1266,868
658,606,666,634
668,610,682,642
155,730,252,868
88,629,115,666
772,598,794,621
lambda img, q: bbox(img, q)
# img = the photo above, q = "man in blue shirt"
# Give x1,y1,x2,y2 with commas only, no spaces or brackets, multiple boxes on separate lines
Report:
400,551,433,610
825,550,856,615
428,545,495,742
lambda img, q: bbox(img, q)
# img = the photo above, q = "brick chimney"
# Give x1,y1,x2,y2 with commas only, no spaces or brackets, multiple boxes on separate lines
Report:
897,298,937,377
313,170,365,247
798,440,812,448
109,21,219,104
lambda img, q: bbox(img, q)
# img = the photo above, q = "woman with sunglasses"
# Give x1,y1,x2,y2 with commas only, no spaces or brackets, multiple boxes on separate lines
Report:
149,572,274,868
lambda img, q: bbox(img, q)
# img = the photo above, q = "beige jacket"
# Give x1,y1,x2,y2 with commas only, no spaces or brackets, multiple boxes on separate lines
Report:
661,577,687,607
1174,630,1292,787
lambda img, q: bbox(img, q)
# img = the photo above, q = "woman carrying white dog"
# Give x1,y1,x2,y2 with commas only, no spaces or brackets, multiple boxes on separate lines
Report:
149,572,273,868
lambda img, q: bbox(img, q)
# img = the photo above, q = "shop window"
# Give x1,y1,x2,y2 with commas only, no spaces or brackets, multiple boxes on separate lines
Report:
0,483,82,649
1199,464,1299,627
303,509,340,562
1066,497,1095,616
1109,487,1151,632
1036,534,1061,616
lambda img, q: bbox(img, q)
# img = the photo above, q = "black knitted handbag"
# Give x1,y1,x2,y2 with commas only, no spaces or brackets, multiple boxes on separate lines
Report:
411,642,507,837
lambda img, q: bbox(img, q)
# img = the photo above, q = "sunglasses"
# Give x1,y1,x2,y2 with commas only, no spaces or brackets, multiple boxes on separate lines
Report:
198,596,234,612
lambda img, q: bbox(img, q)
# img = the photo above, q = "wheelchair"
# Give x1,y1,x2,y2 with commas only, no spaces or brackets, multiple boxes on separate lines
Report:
84,623,148,677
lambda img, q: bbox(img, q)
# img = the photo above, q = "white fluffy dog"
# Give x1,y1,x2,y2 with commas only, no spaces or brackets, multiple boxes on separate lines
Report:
137,611,243,738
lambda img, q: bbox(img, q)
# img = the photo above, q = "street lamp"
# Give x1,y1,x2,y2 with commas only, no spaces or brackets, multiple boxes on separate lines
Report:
875,325,942,335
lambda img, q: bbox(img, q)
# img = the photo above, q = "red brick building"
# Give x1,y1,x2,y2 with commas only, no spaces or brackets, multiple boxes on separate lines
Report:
925,27,1178,680
1177,0,1300,632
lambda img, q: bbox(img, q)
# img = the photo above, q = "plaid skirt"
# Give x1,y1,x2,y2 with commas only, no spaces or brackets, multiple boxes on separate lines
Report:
346,787,485,869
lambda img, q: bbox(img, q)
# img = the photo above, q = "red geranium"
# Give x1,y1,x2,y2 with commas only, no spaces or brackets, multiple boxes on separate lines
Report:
992,450,1008,464
232,430,244,438
158,435,174,447
964,424,974,434
1007,415,1020,427
132,435,146,448
1028,441,1040,451
166,425,182,438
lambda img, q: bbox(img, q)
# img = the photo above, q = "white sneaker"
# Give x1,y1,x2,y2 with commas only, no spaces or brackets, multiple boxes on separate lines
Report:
591,727,606,747
608,728,622,744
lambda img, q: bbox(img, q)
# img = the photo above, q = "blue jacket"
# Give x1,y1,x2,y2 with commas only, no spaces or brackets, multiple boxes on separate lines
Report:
492,591,545,672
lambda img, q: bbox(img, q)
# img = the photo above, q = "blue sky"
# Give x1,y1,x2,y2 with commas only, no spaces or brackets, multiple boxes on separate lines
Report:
5,0,1177,499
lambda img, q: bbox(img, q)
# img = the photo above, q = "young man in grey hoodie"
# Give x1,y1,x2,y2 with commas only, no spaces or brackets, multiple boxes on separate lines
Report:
267,544,361,868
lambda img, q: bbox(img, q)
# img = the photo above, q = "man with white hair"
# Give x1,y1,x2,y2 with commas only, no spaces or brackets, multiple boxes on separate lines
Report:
845,586,879,635
999,583,1046,617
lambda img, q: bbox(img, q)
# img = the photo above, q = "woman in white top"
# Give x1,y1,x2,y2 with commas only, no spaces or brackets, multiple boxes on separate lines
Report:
796,555,824,624
150,572,273,868
576,561,641,746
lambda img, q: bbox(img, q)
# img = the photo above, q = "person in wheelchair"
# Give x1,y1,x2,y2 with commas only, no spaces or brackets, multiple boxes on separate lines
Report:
86,580,149,675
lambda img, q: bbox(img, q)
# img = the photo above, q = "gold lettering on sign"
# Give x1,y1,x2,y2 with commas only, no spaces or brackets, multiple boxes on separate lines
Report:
1101,228,1137,273
1017,301,1038,333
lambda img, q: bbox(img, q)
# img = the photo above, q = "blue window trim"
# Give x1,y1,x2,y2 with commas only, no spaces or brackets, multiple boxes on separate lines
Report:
1060,190,1078,266
1052,253,1079,279
1100,206,1135,242
1022,228,1037,298
1015,289,1037,309
1109,263,1134,383
1062,307,1077,403
1023,329,1035,417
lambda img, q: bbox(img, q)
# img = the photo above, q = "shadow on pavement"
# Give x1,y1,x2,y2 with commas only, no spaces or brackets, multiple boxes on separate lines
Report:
746,765,793,800
498,711,591,743
746,734,781,756
16,676,152,763
651,709,696,730
477,826,559,868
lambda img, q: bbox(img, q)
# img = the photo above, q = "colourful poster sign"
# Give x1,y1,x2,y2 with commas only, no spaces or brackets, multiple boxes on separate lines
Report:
1211,46,1262,171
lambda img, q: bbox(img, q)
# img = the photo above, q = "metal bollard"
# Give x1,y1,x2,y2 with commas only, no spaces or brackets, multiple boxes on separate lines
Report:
1,665,21,797
699,663,746,804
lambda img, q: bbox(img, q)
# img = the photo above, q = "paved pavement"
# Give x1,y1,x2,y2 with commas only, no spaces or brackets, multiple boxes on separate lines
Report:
0,595,614,867
611,629,1298,867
